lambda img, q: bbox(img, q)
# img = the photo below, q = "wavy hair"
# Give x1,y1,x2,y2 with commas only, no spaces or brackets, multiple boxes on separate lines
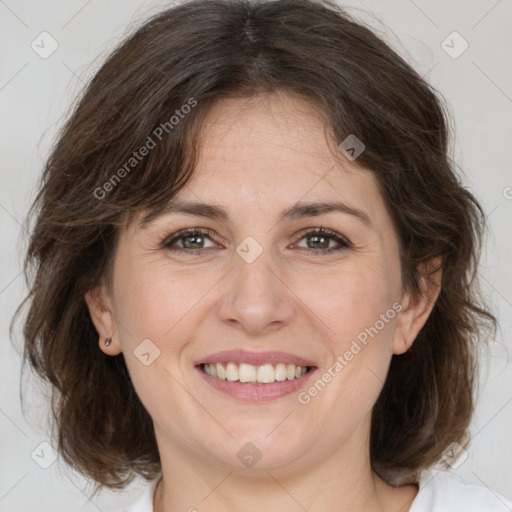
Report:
12,0,496,495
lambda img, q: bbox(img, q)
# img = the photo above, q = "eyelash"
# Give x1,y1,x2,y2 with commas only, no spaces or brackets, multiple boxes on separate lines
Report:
161,226,352,255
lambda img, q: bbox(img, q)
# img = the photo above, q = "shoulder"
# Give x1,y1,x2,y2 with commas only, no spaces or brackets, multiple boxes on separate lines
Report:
120,470,512,512
411,469,512,512
122,477,159,512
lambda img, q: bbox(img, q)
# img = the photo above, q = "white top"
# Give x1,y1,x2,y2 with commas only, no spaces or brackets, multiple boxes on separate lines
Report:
123,469,512,512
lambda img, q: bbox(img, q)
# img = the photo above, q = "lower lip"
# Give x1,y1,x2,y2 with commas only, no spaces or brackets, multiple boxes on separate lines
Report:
196,366,317,401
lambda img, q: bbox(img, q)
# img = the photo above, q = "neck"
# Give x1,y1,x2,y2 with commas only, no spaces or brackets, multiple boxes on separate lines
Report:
152,427,418,512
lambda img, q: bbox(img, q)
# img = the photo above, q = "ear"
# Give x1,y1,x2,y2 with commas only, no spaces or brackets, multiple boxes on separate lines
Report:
84,282,122,356
393,257,442,355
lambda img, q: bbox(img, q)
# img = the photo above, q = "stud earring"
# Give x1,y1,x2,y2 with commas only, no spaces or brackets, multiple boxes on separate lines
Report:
105,337,112,346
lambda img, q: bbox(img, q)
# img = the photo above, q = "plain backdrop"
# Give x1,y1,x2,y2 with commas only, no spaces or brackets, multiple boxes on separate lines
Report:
1,0,511,510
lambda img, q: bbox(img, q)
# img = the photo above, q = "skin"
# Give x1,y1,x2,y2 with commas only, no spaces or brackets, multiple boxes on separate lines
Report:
85,91,441,512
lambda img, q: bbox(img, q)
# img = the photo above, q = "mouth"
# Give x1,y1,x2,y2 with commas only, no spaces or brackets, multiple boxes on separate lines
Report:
194,350,318,401
199,361,312,384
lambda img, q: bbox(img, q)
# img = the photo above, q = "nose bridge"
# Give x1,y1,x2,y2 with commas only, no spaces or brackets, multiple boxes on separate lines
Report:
217,236,294,334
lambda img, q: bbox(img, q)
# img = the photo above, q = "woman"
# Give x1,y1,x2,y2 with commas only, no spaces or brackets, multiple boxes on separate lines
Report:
13,0,512,510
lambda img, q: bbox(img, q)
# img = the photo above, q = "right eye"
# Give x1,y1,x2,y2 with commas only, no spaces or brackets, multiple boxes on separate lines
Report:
161,228,219,253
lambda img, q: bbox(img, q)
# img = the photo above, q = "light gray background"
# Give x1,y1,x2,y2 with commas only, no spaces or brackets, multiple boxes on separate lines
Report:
1,0,511,510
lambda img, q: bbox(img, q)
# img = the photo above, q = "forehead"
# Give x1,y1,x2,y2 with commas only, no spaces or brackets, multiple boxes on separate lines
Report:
196,92,340,174
175,93,383,219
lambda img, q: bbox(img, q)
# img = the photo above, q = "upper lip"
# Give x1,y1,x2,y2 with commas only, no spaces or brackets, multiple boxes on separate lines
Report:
194,350,317,367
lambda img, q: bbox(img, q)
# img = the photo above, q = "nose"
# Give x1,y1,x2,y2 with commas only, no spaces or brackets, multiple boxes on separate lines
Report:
216,251,295,336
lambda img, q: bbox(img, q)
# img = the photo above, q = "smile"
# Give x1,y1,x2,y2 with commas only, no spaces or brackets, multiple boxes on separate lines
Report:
195,349,317,401
201,362,310,383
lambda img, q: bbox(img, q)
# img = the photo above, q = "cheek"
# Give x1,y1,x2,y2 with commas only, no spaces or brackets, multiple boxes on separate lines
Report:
299,258,399,348
293,259,399,415
296,263,399,430
112,256,206,343
111,261,210,426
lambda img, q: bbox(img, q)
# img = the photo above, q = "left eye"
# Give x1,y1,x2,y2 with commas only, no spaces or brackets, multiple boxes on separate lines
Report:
162,227,352,254
293,228,351,254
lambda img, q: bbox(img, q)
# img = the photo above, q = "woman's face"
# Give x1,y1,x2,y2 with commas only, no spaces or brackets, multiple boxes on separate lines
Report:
87,92,434,475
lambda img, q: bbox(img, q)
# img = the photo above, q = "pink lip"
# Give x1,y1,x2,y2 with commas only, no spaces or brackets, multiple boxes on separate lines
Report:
196,366,318,401
194,350,317,367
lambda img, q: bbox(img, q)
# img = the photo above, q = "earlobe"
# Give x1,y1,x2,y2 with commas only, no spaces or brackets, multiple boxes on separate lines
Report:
392,258,442,355
84,284,121,355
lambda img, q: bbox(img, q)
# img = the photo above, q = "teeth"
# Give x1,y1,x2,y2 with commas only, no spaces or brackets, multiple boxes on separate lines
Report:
275,363,287,381
202,362,308,383
239,363,257,383
226,362,238,381
216,363,225,380
257,363,274,383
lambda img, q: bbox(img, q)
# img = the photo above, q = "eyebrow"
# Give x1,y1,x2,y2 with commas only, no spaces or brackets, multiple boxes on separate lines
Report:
139,200,372,228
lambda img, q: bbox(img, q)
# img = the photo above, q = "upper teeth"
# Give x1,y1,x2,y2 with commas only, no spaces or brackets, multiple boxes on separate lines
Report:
202,362,308,383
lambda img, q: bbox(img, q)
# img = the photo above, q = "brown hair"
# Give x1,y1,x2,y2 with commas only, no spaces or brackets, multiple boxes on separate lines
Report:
12,0,496,494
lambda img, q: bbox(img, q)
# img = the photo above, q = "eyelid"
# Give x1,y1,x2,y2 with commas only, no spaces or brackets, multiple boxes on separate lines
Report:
161,226,353,253
292,226,352,248
161,227,220,249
